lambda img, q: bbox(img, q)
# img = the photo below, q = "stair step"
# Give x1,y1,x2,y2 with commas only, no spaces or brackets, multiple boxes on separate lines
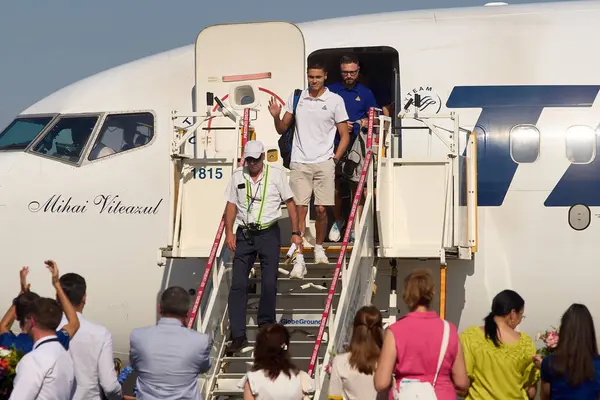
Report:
218,355,322,374
222,356,313,362
247,340,319,345
217,373,246,379
212,387,243,397
248,292,339,297
279,245,353,254
247,323,321,329
248,277,333,282
245,307,334,313
226,261,341,268
246,278,339,294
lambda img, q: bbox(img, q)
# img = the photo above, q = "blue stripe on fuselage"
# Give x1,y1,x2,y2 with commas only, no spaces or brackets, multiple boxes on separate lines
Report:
447,85,600,207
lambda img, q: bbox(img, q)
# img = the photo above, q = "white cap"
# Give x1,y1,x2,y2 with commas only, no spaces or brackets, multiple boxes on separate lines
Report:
243,140,264,159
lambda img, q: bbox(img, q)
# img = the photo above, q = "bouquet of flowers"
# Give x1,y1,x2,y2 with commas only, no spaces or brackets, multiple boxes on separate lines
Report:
115,358,137,397
0,346,24,399
536,326,559,356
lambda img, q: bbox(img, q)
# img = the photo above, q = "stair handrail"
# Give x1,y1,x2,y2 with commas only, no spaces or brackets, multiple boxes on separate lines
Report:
307,107,378,378
186,107,251,329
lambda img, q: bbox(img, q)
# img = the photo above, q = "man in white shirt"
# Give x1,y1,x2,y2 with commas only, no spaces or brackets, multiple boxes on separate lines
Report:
223,140,302,354
10,261,76,400
269,60,350,278
57,272,122,400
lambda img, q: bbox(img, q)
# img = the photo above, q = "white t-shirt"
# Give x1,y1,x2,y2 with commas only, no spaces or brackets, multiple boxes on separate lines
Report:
238,369,314,400
285,88,349,164
328,352,387,400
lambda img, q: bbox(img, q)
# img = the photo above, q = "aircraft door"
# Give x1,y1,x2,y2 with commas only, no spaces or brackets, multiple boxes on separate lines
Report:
173,22,305,257
194,21,306,163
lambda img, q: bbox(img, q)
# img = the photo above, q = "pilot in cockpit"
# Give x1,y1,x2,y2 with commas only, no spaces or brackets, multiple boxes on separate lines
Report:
120,120,138,152
67,125,94,161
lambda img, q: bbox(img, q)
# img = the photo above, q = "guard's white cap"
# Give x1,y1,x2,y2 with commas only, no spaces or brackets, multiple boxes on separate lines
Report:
243,140,264,159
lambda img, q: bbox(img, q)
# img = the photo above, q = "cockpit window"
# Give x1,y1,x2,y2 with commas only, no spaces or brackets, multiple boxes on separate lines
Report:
88,112,154,160
0,116,53,150
31,116,98,163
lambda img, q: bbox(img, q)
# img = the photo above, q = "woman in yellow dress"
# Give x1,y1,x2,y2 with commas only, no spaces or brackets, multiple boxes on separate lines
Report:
459,289,540,399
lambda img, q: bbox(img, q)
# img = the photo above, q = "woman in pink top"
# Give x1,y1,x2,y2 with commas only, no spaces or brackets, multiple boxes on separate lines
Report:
374,268,470,399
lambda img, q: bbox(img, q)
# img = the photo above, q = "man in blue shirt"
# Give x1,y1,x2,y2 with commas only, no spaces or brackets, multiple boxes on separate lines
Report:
0,262,80,353
327,54,378,242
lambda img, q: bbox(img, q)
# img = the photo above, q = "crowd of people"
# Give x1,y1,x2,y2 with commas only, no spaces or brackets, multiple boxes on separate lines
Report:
7,55,600,400
0,261,213,400
234,269,600,400
5,262,600,399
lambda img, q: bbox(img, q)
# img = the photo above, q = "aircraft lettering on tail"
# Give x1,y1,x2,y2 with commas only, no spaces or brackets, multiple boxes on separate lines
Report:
447,85,600,207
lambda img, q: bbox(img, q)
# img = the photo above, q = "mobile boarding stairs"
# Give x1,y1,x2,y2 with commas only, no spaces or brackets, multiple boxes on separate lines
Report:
160,97,478,399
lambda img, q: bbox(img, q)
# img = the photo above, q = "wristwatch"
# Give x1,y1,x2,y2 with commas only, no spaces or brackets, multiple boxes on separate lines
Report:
291,231,302,237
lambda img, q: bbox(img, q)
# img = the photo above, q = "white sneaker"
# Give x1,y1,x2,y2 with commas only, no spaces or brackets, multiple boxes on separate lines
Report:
314,246,329,264
290,255,307,279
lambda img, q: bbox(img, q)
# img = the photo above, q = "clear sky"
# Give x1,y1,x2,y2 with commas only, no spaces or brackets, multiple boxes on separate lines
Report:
0,0,567,127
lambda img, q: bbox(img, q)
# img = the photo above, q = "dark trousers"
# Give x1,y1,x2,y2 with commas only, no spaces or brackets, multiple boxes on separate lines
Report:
228,223,280,339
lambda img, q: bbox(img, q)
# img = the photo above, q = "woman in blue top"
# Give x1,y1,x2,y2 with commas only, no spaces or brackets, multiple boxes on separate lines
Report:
0,262,80,353
539,303,600,399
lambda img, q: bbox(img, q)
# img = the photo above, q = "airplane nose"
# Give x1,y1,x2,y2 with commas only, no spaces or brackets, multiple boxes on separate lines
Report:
0,152,23,178
0,153,22,210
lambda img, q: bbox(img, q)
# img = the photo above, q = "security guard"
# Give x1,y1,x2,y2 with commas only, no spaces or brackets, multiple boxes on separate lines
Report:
223,140,302,354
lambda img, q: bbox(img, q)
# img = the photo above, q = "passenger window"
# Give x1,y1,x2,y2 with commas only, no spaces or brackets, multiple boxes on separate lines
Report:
31,116,98,163
565,125,596,164
89,113,154,161
510,124,540,163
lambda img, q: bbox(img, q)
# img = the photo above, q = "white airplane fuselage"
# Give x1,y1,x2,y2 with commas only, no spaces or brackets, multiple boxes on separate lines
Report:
2,0,600,358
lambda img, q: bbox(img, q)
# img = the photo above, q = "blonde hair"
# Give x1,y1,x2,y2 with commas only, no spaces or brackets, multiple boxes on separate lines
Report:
402,268,435,311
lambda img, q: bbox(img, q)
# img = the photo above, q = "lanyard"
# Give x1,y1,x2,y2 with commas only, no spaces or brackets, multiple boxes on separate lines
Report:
245,165,270,227
34,337,59,350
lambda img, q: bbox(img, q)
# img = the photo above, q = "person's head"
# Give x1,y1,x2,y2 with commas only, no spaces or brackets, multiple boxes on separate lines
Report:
551,303,598,386
158,286,190,321
23,297,63,337
348,305,383,375
14,291,41,331
243,140,265,175
252,323,298,380
307,60,327,92
484,289,525,347
58,273,86,311
402,268,435,311
339,54,360,87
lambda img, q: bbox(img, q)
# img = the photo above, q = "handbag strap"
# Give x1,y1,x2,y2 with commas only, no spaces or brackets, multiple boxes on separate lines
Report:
432,320,450,387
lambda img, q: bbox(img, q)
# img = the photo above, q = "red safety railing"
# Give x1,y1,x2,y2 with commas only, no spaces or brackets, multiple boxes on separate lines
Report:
307,108,376,376
186,108,251,328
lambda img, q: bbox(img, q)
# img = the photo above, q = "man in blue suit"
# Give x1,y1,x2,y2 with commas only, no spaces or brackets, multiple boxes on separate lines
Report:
129,286,212,400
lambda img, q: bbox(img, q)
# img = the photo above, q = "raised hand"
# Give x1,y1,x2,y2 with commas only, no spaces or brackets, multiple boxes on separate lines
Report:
19,267,30,293
268,97,282,118
44,260,59,286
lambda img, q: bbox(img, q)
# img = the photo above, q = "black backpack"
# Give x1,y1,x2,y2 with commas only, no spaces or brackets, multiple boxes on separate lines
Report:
278,89,302,169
